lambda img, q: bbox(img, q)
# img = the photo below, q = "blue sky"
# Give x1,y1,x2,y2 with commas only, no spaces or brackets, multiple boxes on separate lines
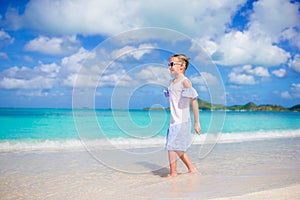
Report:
0,0,299,109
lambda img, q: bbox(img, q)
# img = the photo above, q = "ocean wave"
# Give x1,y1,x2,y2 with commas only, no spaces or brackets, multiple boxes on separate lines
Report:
0,139,86,152
188,129,300,145
1,129,300,152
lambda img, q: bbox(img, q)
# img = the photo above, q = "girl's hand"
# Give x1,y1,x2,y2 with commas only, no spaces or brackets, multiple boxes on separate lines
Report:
194,122,201,135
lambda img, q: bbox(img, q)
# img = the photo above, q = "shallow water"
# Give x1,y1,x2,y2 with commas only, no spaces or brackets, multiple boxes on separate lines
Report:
1,108,300,151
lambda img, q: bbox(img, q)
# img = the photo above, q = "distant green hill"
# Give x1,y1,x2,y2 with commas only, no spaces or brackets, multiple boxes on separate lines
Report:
144,99,299,112
198,100,297,112
227,102,288,111
197,99,226,110
290,104,300,111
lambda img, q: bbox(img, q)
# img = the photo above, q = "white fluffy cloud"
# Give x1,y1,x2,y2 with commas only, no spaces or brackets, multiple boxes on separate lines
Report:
272,68,286,78
280,91,292,99
0,47,118,90
211,31,290,66
61,47,96,73
0,43,166,90
25,36,80,55
239,65,270,77
0,63,60,89
0,29,14,46
249,0,300,43
280,83,300,99
288,54,300,74
290,83,300,98
3,0,246,38
0,76,54,90
206,0,299,67
135,66,171,86
0,29,11,40
111,43,157,60
281,27,300,49
228,65,270,85
228,72,256,85
4,0,138,35
2,0,298,68
190,72,220,91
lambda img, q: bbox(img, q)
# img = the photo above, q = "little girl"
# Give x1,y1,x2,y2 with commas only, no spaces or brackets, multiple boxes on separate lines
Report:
165,54,201,177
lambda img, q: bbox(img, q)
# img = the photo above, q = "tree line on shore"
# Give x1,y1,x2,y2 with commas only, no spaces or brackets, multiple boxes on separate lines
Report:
197,99,300,111
144,99,300,111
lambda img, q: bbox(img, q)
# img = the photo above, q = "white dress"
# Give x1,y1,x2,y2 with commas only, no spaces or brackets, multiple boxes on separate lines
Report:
165,77,198,151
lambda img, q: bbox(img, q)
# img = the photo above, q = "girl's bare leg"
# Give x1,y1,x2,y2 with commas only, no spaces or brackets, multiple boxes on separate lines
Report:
176,151,197,173
168,150,178,177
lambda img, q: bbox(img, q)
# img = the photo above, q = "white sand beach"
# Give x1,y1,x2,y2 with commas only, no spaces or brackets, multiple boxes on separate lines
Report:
213,184,300,200
0,137,299,199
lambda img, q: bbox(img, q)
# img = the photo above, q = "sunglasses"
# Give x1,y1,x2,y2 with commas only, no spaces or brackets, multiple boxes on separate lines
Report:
168,62,182,67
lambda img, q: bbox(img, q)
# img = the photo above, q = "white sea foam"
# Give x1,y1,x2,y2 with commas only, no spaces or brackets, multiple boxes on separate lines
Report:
0,139,86,152
191,129,300,145
1,129,300,152
216,129,300,143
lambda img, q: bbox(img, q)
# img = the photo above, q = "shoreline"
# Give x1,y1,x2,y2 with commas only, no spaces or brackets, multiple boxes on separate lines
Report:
0,137,299,199
1,130,300,153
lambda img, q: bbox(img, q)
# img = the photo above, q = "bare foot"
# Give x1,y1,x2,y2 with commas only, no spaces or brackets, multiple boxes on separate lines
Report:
188,168,198,174
166,173,178,178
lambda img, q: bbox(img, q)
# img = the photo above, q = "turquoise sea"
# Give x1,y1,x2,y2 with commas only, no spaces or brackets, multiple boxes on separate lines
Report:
1,108,300,151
